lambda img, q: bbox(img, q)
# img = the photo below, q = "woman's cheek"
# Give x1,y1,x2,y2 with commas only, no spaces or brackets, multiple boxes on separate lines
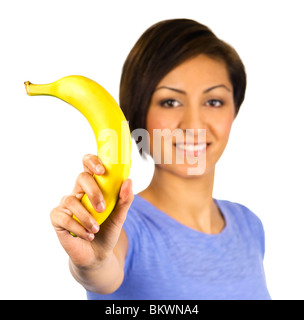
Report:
221,118,234,138
146,108,180,160
146,110,163,158
147,108,174,130
213,113,235,149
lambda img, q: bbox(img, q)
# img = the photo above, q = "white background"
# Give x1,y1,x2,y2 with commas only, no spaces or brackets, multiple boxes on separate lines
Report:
0,0,303,300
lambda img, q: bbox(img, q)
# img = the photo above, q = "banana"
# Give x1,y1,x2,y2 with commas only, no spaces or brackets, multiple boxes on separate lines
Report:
24,75,132,226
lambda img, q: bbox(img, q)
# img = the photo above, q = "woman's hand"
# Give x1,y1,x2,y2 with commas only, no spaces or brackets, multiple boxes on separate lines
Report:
50,154,134,270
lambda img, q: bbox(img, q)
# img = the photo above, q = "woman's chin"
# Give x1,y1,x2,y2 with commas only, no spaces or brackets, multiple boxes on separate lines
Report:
155,162,211,179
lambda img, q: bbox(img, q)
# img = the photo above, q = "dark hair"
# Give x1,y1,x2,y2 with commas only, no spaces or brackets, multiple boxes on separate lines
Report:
119,19,246,154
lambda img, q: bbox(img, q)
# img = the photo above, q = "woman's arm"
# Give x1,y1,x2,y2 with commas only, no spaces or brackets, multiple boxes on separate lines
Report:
50,154,133,294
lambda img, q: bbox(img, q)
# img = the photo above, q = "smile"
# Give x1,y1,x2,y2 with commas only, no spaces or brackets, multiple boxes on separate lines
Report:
174,143,210,155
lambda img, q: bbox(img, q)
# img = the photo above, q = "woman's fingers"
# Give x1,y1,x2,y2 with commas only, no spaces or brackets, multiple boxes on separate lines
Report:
72,172,106,213
55,154,133,245
59,195,100,234
50,207,95,241
82,154,105,176
76,154,106,212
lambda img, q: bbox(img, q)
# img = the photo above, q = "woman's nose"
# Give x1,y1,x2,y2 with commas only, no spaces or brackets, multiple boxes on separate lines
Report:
179,104,205,132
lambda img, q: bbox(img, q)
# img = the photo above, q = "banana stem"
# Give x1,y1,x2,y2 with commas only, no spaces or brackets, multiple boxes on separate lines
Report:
24,81,56,96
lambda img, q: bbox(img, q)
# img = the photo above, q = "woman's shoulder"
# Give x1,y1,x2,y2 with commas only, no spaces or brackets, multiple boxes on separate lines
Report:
216,198,266,254
216,198,263,225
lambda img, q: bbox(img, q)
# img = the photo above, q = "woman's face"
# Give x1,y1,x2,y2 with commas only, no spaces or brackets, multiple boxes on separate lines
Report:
146,54,235,178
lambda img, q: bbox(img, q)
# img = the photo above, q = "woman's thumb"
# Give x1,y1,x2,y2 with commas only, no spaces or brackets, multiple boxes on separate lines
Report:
107,179,134,229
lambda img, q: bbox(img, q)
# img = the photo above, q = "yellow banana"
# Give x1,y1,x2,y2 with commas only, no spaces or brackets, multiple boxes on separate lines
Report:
24,75,132,226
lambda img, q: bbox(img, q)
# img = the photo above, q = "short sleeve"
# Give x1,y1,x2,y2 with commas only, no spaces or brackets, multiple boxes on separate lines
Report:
254,216,266,258
239,203,266,259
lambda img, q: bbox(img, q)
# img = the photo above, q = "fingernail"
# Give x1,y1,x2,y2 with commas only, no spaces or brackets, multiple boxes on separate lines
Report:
87,233,95,241
91,223,99,233
96,164,104,174
97,200,106,212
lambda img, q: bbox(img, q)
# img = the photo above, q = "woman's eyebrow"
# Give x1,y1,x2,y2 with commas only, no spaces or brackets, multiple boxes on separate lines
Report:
154,86,186,94
203,84,232,93
154,84,232,94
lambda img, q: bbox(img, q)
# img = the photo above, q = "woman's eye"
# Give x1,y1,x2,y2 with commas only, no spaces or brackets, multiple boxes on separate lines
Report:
206,99,223,108
160,99,180,108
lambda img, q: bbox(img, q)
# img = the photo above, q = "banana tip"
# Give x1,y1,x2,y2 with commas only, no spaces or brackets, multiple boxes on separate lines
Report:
24,81,31,95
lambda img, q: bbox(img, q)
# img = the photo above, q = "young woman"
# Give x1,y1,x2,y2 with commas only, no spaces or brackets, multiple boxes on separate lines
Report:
50,19,270,300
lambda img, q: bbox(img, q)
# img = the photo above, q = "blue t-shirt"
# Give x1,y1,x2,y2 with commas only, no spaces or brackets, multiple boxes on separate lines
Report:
87,195,270,300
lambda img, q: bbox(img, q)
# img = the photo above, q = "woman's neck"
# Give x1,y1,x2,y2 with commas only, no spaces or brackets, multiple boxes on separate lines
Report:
138,165,225,234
